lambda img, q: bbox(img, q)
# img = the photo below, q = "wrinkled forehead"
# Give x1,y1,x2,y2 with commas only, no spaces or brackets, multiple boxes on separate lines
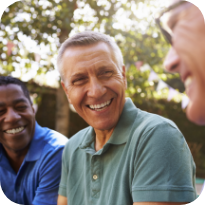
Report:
163,1,194,26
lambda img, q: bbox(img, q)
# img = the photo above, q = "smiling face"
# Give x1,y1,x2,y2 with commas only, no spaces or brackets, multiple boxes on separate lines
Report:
61,42,126,132
0,84,35,154
163,2,205,125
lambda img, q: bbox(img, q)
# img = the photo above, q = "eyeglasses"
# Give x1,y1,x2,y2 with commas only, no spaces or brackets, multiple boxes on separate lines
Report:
155,1,189,45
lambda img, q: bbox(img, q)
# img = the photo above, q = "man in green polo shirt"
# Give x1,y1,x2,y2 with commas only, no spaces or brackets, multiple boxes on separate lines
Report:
56,31,196,205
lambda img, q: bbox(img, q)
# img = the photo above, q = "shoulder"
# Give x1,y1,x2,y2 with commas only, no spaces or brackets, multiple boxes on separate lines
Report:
133,108,180,135
37,128,68,167
128,109,185,151
44,130,68,153
35,124,68,152
130,110,193,167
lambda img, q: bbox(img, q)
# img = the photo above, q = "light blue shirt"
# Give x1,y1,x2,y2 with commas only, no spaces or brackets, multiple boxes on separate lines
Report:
0,122,68,205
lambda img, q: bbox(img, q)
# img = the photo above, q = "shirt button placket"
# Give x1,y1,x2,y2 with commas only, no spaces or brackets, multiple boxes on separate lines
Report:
93,174,98,180
91,155,101,198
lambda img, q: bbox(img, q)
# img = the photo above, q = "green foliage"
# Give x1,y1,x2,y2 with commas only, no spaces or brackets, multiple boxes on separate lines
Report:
0,0,170,78
0,0,181,101
0,0,186,115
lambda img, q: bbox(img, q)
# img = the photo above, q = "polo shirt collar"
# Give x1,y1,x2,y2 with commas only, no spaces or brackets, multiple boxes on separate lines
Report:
25,121,46,161
106,98,138,145
0,122,45,172
79,98,138,149
79,127,95,149
0,145,3,162
0,144,12,172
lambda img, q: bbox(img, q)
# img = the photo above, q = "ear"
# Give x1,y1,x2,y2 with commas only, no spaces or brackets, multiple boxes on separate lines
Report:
32,105,36,114
30,102,38,115
122,65,127,89
61,80,72,104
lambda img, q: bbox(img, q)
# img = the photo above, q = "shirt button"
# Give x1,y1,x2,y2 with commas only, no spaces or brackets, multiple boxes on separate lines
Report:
93,175,98,180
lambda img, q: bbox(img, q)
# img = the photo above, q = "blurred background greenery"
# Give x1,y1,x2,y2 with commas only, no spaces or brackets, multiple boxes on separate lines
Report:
0,0,205,177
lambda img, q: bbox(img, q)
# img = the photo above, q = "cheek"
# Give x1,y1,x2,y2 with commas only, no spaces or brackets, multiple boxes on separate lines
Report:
174,31,202,75
111,73,126,86
68,88,85,107
64,86,76,104
187,100,205,125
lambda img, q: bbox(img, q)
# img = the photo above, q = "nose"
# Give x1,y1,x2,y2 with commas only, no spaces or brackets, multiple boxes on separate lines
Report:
87,77,107,98
4,108,21,123
164,47,180,73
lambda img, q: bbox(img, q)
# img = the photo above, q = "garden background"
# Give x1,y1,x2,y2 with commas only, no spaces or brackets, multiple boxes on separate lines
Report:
0,0,205,179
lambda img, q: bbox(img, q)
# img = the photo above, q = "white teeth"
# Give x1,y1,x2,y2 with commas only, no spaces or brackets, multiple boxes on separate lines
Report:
184,76,193,89
89,100,111,110
5,127,24,134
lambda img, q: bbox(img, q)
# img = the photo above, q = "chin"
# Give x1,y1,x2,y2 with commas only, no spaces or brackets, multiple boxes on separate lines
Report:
187,103,205,126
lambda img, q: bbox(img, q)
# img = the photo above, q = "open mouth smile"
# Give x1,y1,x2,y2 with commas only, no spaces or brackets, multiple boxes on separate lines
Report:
4,126,25,134
87,99,113,111
184,75,193,90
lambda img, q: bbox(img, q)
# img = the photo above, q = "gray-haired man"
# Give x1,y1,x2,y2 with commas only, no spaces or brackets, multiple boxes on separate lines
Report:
57,31,196,205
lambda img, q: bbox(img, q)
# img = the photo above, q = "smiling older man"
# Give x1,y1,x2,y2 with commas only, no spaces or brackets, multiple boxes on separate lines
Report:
57,31,196,205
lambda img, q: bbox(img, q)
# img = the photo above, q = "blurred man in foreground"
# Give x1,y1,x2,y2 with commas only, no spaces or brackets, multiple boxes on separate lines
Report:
57,31,196,205
155,0,205,125
0,76,68,205
155,0,205,194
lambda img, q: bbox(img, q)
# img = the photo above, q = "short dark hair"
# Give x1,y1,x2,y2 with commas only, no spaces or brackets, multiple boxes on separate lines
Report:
0,76,32,105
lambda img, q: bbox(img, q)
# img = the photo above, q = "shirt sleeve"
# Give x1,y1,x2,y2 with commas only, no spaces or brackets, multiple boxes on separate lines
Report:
131,121,197,202
58,145,68,197
32,146,64,205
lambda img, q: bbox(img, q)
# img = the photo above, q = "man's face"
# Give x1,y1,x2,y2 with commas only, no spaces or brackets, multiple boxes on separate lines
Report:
0,84,35,154
163,2,205,125
61,42,127,132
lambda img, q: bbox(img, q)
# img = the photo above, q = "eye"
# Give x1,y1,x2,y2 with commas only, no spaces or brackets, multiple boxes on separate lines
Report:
170,21,177,30
0,109,6,115
16,105,28,111
73,77,88,85
99,70,113,78
18,106,27,109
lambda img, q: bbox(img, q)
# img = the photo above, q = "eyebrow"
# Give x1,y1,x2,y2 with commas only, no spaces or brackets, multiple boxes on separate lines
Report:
13,98,28,104
70,72,87,79
0,102,5,107
70,65,113,78
98,66,110,71
0,98,28,107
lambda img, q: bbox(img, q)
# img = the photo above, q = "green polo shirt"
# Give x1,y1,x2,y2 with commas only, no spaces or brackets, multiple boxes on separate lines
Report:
59,98,196,204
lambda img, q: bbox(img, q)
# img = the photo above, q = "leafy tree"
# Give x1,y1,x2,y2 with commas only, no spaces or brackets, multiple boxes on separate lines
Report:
0,0,177,136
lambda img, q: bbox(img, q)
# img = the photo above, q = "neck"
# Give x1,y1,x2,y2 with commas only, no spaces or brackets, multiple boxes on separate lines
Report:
3,146,29,173
94,128,115,151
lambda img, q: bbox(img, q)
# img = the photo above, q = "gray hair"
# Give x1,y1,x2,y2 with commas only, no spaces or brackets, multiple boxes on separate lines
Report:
57,31,124,76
